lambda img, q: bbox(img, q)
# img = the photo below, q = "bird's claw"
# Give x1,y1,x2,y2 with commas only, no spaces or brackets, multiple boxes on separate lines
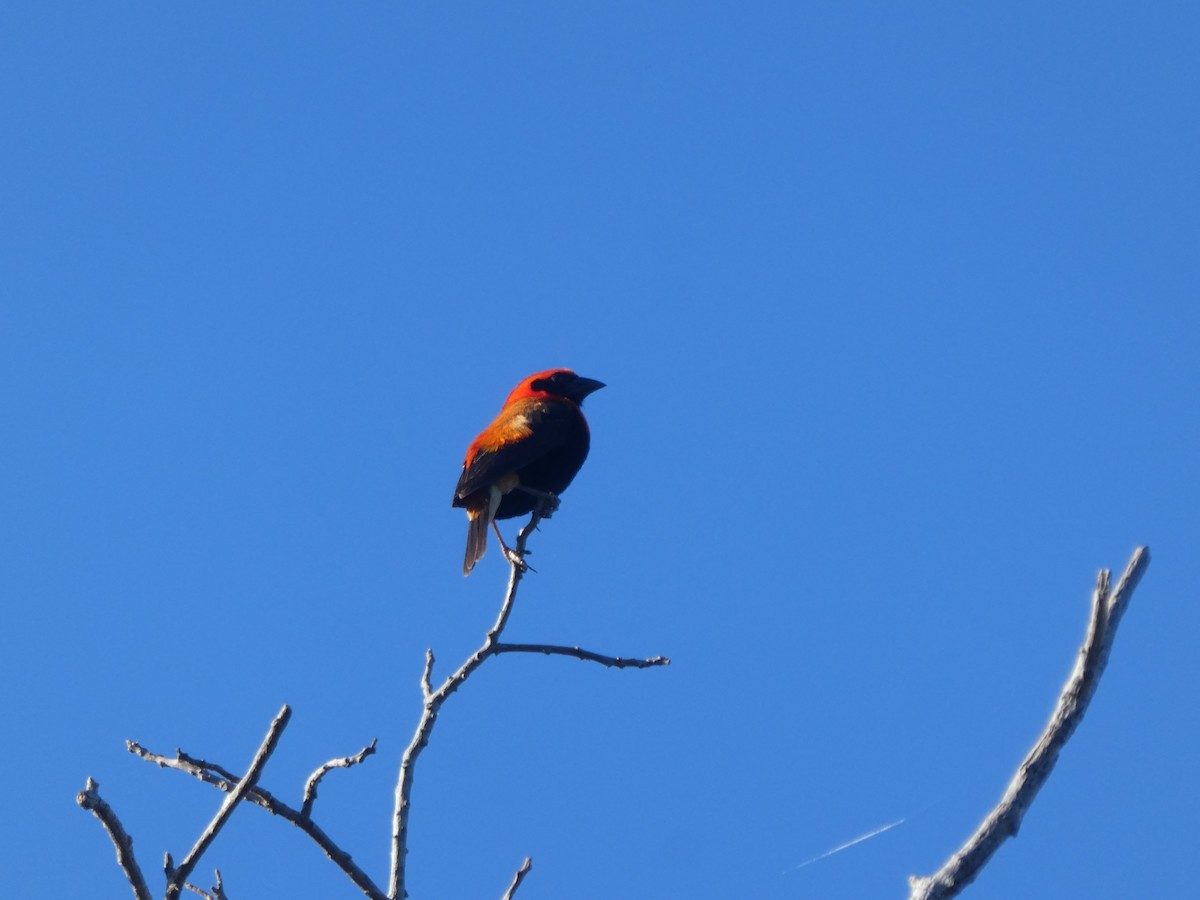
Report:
536,493,561,519
503,547,532,573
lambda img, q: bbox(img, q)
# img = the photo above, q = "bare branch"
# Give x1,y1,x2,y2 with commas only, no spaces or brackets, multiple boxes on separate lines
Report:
130,736,387,900
128,742,278,813
107,496,661,900
501,857,533,900
389,500,667,899
302,738,379,819
77,777,153,900
165,704,292,898
176,752,241,785
494,643,671,669
421,649,435,700
183,868,228,900
389,505,543,898
908,546,1151,900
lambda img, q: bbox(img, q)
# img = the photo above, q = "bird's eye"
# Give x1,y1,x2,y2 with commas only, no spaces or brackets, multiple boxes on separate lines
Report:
532,372,571,392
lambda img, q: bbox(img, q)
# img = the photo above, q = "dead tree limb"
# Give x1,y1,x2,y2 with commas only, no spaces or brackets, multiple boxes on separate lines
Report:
83,501,664,899
501,857,533,900
388,502,670,898
302,738,379,819
127,734,387,900
182,869,227,900
77,777,153,900
493,643,670,668
165,704,291,898
907,546,1150,900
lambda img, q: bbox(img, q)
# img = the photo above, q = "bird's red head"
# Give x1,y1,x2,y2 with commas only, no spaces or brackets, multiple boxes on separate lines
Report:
504,369,606,406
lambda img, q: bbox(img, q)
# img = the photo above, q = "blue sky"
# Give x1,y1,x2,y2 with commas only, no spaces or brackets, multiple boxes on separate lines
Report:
3,3,1197,898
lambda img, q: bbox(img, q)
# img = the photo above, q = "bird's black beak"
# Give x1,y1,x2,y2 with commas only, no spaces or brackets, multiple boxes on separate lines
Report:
569,376,606,403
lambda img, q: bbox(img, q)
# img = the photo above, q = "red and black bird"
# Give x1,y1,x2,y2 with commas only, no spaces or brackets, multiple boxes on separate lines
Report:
452,369,605,575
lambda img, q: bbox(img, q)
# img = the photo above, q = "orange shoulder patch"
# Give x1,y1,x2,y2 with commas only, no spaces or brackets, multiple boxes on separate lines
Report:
471,404,536,454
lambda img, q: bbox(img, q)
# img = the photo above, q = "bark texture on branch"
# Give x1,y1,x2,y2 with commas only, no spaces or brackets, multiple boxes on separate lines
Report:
389,502,668,898
82,500,665,900
908,546,1150,900
165,704,291,899
77,777,152,900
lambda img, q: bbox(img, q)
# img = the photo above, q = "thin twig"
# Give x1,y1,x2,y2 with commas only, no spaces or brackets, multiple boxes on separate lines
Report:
184,867,229,900
77,777,153,900
421,649,435,700
166,704,292,898
177,752,240,785
908,546,1150,900
128,742,278,812
501,857,533,900
494,643,671,669
302,738,379,819
389,510,542,898
129,738,387,900
389,502,667,898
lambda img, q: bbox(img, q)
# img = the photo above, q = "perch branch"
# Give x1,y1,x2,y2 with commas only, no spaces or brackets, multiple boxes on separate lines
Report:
389,510,542,898
166,704,292,898
501,857,533,900
907,546,1150,900
77,777,153,900
129,733,387,900
389,501,667,898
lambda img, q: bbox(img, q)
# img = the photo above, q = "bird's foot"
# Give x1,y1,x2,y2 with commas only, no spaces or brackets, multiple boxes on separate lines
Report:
535,492,561,519
503,546,535,573
517,486,561,519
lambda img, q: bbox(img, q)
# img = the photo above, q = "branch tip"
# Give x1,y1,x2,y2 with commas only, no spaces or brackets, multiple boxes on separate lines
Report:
906,547,1151,899
78,777,153,900
502,856,534,900
301,736,380,818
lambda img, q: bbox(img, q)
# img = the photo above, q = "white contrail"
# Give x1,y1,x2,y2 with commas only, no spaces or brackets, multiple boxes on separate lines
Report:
783,816,907,874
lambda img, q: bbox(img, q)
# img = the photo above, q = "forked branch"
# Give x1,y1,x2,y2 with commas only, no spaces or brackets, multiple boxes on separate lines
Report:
907,546,1151,900
389,503,669,898
83,500,664,900
127,734,387,900
182,869,227,900
164,704,292,898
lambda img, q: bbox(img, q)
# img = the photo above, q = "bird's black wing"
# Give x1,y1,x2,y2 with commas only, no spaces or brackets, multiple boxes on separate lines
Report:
452,400,581,505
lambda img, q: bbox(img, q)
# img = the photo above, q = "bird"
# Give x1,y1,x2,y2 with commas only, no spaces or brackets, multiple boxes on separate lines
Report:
452,368,605,575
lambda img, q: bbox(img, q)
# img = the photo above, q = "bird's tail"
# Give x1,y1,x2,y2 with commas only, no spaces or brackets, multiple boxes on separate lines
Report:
463,504,490,576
